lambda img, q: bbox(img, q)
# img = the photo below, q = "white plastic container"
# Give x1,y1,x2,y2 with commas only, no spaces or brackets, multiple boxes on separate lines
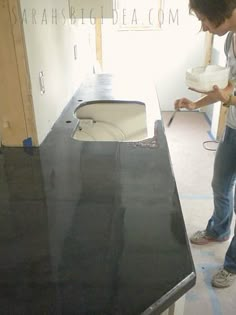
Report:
185,65,230,92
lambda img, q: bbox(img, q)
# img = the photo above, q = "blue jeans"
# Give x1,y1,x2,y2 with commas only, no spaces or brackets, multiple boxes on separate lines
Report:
206,126,236,273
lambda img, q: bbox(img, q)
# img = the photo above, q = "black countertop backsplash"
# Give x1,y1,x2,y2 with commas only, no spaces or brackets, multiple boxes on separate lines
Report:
0,74,195,315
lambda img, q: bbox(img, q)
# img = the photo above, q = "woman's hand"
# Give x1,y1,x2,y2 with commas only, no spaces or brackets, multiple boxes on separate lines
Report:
174,98,196,110
175,81,234,111
189,81,234,103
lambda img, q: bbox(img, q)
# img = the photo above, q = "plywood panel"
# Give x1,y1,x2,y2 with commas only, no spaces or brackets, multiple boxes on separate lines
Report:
0,0,38,146
9,0,38,146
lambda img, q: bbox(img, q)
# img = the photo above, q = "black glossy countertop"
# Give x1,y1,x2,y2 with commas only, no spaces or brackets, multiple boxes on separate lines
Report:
0,74,196,315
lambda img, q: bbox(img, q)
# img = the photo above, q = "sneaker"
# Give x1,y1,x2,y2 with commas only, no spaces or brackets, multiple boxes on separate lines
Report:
212,269,236,288
190,230,229,245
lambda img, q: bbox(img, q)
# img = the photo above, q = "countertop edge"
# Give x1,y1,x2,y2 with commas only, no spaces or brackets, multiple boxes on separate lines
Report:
142,272,196,315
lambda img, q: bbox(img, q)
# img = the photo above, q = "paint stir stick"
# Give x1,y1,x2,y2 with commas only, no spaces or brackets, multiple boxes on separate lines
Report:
167,109,179,127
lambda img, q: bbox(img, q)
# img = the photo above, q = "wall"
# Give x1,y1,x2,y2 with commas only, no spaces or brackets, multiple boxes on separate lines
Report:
20,0,95,144
101,0,206,111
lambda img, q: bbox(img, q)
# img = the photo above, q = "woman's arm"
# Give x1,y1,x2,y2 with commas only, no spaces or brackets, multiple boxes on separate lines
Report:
175,81,234,110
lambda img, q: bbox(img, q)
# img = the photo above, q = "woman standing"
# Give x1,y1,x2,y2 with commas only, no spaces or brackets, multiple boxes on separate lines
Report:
175,0,236,288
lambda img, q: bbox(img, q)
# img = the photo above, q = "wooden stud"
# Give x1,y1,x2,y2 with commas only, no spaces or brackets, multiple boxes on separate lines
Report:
95,18,103,70
204,31,214,66
217,105,228,140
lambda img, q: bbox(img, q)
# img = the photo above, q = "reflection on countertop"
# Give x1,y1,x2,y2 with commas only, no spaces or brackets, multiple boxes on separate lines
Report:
0,74,195,315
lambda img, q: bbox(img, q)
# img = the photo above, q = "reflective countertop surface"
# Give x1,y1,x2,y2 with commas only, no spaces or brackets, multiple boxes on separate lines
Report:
0,74,195,315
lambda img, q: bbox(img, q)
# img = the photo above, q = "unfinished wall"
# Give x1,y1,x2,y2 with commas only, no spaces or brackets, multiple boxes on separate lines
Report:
20,0,94,144
101,0,206,111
